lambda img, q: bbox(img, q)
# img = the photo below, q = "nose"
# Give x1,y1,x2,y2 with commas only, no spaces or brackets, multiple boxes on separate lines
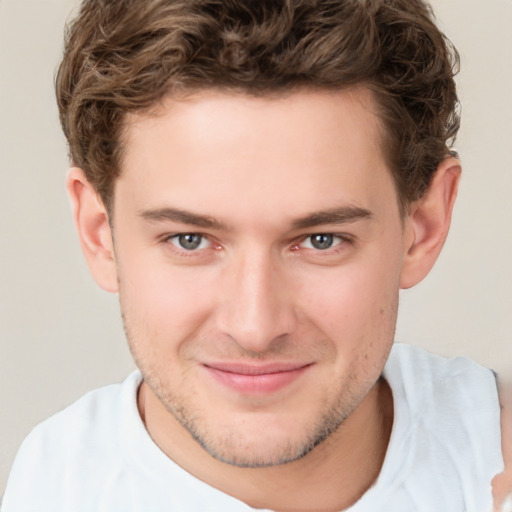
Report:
215,249,298,354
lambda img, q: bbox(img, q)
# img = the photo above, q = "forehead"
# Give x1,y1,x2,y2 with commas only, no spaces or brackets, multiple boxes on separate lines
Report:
116,88,398,227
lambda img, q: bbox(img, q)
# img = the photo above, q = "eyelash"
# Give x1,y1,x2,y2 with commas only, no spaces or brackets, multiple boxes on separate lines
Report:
168,233,211,251
161,232,354,257
295,234,353,252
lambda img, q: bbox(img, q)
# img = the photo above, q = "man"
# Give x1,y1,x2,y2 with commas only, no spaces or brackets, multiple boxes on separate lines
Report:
2,0,509,511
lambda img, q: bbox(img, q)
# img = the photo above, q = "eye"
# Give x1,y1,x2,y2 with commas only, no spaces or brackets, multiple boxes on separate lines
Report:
169,233,210,251
301,234,340,250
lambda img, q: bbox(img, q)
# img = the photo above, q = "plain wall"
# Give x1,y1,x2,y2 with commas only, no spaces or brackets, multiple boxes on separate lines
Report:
1,0,511,496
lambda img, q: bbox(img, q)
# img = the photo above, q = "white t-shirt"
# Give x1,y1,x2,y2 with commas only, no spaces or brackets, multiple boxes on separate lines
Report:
2,344,504,512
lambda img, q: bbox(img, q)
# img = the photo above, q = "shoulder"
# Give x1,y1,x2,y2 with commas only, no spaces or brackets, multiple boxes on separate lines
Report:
385,342,499,404
2,371,142,511
19,371,140,454
381,343,503,511
385,343,501,450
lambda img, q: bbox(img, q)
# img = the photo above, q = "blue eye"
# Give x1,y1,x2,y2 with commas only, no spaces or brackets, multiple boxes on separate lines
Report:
301,234,342,250
170,234,210,251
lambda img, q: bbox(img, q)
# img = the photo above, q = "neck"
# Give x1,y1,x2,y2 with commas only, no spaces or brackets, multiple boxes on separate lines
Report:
139,377,393,510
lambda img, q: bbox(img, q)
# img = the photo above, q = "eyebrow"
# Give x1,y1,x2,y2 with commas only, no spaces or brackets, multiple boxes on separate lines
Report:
139,205,373,231
291,206,373,229
139,207,229,230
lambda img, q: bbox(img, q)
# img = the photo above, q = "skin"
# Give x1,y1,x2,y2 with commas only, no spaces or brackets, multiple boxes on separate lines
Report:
68,88,461,510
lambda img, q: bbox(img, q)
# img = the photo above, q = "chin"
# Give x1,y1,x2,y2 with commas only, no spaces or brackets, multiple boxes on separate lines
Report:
178,405,351,469
192,431,318,468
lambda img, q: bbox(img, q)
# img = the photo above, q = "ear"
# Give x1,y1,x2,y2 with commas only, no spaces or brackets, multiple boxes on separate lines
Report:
400,157,461,289
66,167,118,293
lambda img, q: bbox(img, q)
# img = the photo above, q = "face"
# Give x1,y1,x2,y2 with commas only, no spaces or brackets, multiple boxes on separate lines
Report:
111,89,407,467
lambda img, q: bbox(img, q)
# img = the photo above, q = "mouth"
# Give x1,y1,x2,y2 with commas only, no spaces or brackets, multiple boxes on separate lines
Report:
202,362,313,394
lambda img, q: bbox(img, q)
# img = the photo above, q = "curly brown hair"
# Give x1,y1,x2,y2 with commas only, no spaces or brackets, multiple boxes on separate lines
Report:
56,0,460,214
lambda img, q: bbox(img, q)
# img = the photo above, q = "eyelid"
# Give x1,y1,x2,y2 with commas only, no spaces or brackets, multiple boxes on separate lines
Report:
160,231,354,255
291,232,356,254
300,234,341,249
161,232,215,253
172,233,211,250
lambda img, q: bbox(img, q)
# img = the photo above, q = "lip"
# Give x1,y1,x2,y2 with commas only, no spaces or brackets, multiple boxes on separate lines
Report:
203,362,312,394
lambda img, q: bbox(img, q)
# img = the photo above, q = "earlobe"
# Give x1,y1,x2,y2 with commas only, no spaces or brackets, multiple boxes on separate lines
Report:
66,167,119,293
400,157,461,289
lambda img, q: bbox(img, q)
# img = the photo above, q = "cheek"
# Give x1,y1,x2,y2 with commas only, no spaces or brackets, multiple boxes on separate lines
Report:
295,255,401,346
117,255,217,347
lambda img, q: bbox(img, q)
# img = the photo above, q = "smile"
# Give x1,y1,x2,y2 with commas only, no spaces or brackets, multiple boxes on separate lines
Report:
202,362,313,394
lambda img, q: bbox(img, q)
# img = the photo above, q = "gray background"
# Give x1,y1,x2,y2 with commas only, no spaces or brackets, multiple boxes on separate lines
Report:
1,0,511,495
